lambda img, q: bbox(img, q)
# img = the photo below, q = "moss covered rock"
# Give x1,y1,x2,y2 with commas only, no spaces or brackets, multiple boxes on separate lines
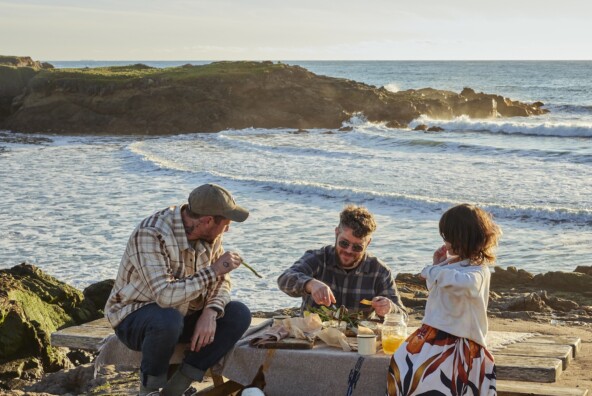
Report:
0,263,102,389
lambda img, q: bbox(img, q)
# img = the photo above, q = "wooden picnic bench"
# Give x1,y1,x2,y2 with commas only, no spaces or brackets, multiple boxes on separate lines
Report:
51,318,588,396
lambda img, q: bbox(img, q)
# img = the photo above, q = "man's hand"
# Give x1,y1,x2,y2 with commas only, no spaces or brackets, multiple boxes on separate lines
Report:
305,279,336,307
211,251,242,276
372,296,394,317
190,308,218,352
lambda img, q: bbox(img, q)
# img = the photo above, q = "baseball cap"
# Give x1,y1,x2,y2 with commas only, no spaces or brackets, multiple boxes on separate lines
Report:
187,183,249,222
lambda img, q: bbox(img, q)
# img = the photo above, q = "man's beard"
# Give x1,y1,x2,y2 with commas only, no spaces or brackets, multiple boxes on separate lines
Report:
335,246,362,269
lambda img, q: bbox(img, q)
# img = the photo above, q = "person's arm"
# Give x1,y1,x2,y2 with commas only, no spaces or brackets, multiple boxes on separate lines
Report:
277,250,321,297
131,228,236,307
204,244,231,317
373,265,408,317
190,307,218,352
278,248,337,306
421,264,485,297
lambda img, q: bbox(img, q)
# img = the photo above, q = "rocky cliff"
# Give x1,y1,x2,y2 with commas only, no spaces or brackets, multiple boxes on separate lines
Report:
0,58,548,135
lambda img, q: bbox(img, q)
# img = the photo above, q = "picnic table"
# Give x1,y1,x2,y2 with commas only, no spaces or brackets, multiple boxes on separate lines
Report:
51,318,588,396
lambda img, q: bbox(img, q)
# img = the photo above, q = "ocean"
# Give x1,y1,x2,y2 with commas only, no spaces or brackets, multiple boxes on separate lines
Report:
1,61,591,312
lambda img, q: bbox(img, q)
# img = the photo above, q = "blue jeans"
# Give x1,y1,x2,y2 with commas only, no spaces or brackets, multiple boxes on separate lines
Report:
115,301,251,388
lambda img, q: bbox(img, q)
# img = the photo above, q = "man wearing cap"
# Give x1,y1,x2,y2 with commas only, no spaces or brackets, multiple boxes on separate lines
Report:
105,183,251,396
277,205,406,319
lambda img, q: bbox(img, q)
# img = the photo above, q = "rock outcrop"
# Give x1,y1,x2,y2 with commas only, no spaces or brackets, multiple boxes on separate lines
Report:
406,266,592,323
0,263,104,390
0,56,53,70
0,58,548,135
0,56,53,121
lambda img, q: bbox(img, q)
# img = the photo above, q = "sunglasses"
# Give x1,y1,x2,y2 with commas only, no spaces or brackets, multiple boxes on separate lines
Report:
338,239,365,252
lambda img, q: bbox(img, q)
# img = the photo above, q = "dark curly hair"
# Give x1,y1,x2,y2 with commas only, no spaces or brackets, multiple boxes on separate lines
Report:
338,205,377,238
439,204,502,265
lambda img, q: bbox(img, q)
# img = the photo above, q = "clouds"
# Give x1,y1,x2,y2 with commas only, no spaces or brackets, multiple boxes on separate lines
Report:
0,0,590,60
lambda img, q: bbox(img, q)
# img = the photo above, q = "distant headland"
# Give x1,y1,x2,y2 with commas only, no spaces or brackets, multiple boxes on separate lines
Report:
0,55,548,135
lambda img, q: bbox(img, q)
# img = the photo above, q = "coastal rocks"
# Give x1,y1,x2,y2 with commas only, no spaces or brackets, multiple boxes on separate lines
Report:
0,59,549,135
396,267,591,322
24,363,95,395
82,279,114,312
0,263,103,390
487,290,580,313
413,124,445,132
490,266,535,288
532,271,592,293
0,56,53,70
0,56,53,121
574,265,592,276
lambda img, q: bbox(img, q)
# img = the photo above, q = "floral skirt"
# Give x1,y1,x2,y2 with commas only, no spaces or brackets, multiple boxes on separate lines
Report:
386,324,496,396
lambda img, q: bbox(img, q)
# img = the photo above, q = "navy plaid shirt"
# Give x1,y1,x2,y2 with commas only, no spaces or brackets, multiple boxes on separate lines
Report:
277,245,406,316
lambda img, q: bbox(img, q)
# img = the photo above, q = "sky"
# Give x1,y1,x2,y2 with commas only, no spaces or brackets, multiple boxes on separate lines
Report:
1,0,591,61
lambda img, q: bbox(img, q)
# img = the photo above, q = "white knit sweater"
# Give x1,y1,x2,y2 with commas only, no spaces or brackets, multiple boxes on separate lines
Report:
420,259,491,348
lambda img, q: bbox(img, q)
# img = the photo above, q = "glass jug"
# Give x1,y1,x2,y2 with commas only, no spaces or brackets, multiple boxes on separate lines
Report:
381,312,407,354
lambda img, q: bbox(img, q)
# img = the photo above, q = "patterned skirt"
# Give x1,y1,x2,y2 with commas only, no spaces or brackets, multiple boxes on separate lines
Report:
386,324,497,396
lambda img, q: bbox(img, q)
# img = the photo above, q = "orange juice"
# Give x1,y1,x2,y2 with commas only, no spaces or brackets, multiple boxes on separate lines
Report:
382,335,405,354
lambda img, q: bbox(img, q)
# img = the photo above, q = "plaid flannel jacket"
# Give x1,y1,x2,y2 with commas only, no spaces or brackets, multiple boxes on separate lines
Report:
105,205,230,328
277,245,407,316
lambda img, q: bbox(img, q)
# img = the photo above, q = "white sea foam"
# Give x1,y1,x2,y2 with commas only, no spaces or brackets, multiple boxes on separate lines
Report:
126,158,592,226
409,115,592,138
383,82,400,93
127,140,199,173
217,130,353,159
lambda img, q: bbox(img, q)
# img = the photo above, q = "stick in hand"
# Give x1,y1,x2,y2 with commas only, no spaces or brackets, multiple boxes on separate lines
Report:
241,260,263,278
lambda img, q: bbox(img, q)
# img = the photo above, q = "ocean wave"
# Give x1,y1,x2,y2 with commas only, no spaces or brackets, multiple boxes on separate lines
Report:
200,171,592,226
218,122,592,165
127,141,196,172
409,115,592,138
336,122,592,164
398,137,592,163
217,129,353,159
548,104,592,115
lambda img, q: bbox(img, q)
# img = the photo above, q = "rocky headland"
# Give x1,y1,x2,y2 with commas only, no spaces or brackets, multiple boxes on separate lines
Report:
0,56,548,135
1,263,591,394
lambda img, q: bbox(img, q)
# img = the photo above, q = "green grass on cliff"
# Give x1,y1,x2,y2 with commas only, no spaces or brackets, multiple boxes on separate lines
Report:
36,61,288,85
